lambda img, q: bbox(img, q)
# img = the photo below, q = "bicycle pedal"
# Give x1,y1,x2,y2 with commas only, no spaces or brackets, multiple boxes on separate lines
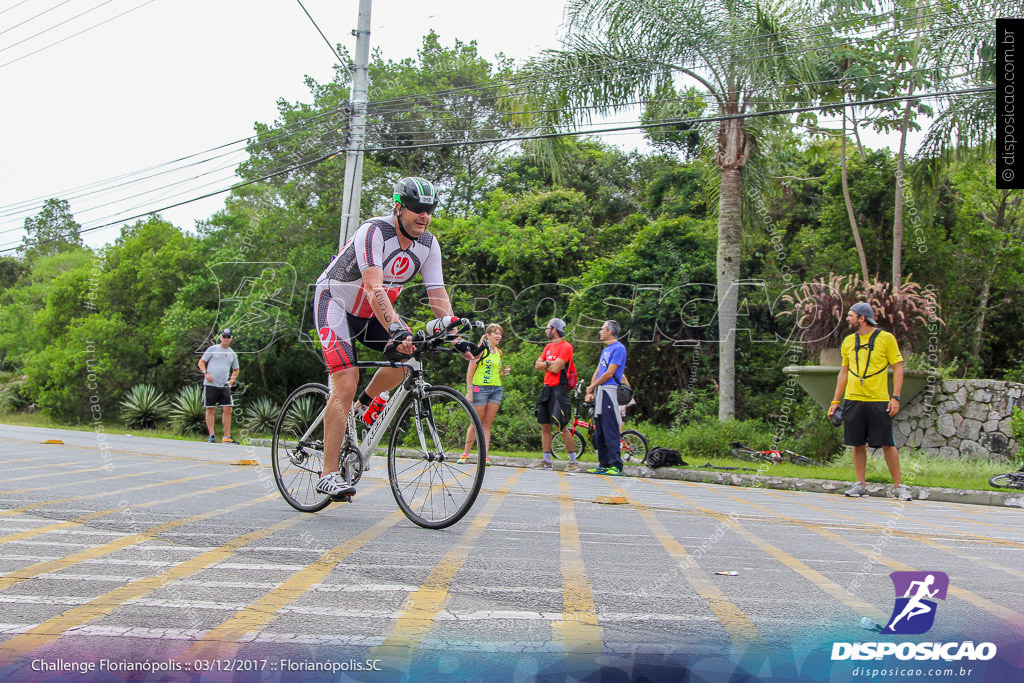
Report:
330,493,355,503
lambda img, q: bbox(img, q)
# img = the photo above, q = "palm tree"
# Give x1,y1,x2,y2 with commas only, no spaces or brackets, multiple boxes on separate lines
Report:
914,2,999,179
514,0,821,419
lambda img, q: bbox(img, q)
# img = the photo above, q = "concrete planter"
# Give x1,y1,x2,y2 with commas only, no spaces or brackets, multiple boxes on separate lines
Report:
782,365,935,410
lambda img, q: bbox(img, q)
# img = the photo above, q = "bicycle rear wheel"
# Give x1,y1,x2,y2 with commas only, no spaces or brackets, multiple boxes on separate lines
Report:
620,429,649,463
988,473,1024,489
387,386,486,529
552,428,586,458
272,383,332,512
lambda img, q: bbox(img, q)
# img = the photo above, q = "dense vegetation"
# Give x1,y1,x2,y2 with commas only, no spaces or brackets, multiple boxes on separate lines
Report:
1,14,1019,459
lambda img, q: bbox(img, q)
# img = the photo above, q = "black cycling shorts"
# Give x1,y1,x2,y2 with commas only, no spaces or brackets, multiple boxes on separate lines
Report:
536,384,571,428
842,400,895,448
204,385,233,408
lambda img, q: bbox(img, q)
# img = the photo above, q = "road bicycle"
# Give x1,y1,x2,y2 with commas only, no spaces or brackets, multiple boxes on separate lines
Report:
988,466,1024,490
271,318,488,529
730,441,819,466
551,381,649,463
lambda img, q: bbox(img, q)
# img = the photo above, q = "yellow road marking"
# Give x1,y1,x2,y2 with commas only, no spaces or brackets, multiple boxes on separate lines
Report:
645,479,889,624
693,484,1024,637
0,465,209,517
4,464,125,483
0,483,254,591
372,469,525,662
177,483,395,663
1,435,257,467
0,503,303,665
0,476,240,546
759,489,1024,580
552,474,602,657
601,478,763,646
926,511,1021,534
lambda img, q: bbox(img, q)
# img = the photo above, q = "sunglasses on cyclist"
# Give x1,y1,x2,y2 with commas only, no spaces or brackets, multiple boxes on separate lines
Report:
400,199,437,215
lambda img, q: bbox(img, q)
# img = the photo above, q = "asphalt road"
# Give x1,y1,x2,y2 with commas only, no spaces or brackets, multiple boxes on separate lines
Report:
0,423,1021,682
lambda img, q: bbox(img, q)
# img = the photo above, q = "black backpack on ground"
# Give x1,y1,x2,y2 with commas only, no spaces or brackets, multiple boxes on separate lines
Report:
645,447,686,468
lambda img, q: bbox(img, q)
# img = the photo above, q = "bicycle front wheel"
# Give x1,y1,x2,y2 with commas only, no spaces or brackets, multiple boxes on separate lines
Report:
272,383,332,512
731,448,761,463
989,473,1024,489
620,429,649,463
387,386,486,529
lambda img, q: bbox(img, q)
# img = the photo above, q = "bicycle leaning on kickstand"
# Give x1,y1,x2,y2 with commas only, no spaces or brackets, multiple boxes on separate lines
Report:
271,317,489,529
551,380,650,464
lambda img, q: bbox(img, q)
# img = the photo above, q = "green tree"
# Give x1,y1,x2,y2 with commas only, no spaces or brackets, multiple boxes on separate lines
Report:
19,198,83,262
943,162,1024,375
517,0,821,419
239,31,519,221
0,249,94,372
0,256,27,293
565,216,718,422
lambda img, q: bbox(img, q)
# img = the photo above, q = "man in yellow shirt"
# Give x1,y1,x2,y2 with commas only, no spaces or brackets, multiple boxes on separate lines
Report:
827,302,912,501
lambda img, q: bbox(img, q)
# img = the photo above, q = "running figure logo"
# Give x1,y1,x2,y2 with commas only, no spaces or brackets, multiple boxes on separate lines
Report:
882,571,949,635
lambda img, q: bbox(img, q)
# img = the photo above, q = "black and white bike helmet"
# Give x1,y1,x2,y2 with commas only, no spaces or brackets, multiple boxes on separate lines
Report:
393,177,439,214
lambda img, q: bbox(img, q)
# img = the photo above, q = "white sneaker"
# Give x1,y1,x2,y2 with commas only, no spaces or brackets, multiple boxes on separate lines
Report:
845,481,869,497
315,472,355,497
895,484,913,501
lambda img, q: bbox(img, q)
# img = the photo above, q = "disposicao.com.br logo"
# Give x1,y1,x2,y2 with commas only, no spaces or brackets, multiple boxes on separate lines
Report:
832,571,998,662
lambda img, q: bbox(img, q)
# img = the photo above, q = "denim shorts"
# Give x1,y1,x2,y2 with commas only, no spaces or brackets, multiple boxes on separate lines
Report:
470,385,503,406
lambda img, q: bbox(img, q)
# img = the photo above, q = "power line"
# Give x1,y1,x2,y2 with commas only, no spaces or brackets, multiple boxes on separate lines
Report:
0,0,74,38
3,3,988,213
0,53,987,239
0,0,119,54
0,0,34,17
0,0,160,68
294,0,344,65
363,2,997,111
1,3,993,242
1,85,992,255
0,107,348,216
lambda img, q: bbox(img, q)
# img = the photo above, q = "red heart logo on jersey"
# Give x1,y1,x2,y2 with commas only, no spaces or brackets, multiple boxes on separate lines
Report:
390,256,411,277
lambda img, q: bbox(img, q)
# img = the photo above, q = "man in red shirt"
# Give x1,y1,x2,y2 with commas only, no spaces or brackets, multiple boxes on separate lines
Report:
533,318,579,471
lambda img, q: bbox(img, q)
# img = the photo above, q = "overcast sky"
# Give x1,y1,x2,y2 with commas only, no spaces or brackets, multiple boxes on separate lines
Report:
0,0,570,252
0,0,924,254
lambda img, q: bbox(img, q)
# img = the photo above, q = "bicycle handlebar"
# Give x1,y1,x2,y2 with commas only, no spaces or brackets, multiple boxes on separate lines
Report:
383,318,488,362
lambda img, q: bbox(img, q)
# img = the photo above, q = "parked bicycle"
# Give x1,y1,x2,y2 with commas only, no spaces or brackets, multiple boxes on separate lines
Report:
730,441,819,466
988,465,1024,490
271,318,489,529
551,380,649,463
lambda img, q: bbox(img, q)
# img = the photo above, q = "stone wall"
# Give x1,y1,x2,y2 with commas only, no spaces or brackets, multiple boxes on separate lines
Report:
895,379,1022,459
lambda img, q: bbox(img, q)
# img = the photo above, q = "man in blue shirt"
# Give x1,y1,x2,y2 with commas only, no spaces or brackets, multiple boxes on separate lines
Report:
584,320,627,475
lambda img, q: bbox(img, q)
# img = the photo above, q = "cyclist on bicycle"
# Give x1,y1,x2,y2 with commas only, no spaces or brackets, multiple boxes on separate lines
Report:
312,177,475,497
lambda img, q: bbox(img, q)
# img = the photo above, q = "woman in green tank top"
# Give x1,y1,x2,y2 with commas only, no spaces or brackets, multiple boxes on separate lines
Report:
459,324,511,463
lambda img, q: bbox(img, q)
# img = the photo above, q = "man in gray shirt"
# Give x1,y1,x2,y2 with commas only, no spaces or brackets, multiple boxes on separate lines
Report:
198,329,240,443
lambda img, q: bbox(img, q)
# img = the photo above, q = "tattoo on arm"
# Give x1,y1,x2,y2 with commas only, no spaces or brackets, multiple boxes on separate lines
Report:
373,290,393,323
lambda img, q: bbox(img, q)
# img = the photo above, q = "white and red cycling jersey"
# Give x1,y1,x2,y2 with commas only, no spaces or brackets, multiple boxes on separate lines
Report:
315,215,445,318
313,216,445,372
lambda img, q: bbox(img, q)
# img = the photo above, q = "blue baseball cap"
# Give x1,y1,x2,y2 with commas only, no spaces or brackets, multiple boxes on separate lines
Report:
849,302,877,326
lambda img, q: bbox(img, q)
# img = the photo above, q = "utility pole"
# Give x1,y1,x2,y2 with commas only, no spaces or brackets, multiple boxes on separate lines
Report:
338,0,372,250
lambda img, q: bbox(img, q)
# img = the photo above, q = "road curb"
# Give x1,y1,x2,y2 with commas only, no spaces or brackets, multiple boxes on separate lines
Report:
246,439,1022,509
497,457,1024,509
